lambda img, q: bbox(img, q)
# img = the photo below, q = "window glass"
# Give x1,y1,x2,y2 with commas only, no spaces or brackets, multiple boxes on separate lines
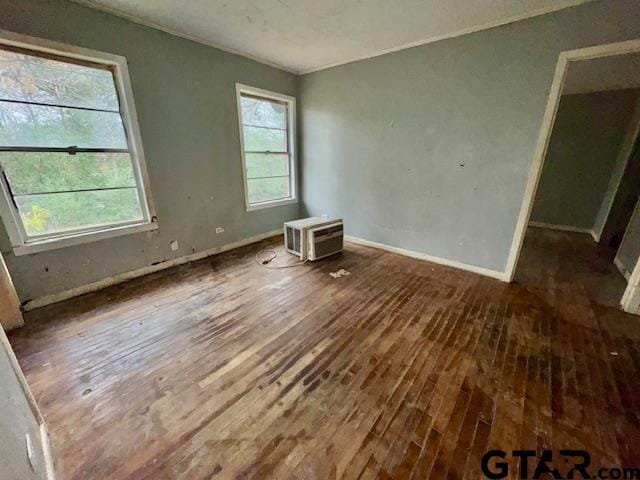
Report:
247,177,289,204
239,90,294,206
0,103,127,149
242,125,287,152
15,189,142,236
240,96,286,129
245,153,289,178
0,45,148,241
0,48,119,110
0,152,136,193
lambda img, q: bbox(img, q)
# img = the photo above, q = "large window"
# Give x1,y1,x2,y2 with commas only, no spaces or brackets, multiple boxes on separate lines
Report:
236,84,296,211
0,32,155,255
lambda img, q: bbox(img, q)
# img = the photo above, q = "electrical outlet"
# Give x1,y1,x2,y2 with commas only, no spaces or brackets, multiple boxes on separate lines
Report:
216,227,224,234
170,240,179,251
321,214,329,220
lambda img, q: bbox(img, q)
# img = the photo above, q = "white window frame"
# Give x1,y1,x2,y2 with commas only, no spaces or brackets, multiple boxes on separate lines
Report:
235,83,297,211
0,29,157,256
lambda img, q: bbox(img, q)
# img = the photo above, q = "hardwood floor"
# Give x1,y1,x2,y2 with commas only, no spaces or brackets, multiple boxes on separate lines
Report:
7,232,640,479
515,226,628,308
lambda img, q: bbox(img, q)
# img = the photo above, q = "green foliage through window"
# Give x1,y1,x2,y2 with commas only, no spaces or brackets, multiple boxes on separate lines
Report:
0,46,147,239
240,93,292,205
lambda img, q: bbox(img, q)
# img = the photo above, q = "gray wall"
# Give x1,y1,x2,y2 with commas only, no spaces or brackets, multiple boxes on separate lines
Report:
617,200,640,277
0,0,299,302
0,330,47,480
530,90,638,230
299,0,640,273
600,128,640,248
594,94,640,240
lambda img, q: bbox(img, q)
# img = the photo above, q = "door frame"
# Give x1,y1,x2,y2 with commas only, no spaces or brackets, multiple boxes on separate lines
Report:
0,248,55,478
504,38,640,313
0,251,23,330
0,326,56,479
621,258,640,314
620,198,640,314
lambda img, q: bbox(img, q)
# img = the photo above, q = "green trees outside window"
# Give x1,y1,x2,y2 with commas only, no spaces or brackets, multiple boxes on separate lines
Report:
0,47,144,237
239,94,292,205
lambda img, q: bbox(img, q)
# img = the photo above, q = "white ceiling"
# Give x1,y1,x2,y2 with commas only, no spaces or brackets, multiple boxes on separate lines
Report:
563,52,640,94
76,0,590,74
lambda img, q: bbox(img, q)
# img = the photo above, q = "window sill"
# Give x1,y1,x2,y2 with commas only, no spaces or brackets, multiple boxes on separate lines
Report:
246,197,298,212
12,221,158,256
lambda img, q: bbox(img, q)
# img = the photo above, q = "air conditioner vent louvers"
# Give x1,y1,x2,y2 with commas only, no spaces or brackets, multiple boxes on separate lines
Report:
307,222,343,261
283,217,343,261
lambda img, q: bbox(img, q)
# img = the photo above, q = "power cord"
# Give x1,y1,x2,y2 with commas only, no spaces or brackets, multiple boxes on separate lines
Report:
255,248,309,269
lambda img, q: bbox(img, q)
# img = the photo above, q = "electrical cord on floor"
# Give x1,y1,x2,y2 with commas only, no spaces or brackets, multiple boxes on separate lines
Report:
255,248,309,269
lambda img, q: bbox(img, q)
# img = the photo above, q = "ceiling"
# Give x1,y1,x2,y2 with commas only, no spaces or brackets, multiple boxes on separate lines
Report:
564,52,640,94
76,0,589,74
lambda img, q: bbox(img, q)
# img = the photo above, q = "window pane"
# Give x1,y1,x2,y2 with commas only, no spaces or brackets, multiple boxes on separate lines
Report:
240,95,286,129
15,188,143,236
242,125,286,152
0,48,118,111
0,102,127,149
247,176,290,204
0,152,136,194
245,153,289,178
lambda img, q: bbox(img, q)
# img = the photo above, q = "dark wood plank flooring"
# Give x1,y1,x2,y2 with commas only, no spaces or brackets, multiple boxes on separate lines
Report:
516,226,628,307
8,231,640,479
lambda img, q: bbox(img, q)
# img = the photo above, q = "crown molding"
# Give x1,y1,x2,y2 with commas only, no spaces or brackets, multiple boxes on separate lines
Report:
70,0,300,74
72,0,591,76
299,0,592,74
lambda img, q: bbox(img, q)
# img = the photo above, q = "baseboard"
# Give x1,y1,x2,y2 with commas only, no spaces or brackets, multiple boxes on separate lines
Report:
22,229,282,311
40,423,56,480
344,235,508,282
614,256,631,281
528,221,598,242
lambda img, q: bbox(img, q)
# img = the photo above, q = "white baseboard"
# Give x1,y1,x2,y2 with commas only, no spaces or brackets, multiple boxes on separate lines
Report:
528,221,598,242
344,235,508,282
22,229,282,311
40,423,56,480
614,256,631,281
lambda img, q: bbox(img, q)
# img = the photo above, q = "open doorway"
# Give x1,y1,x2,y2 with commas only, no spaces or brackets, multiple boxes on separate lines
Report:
509,40,640,312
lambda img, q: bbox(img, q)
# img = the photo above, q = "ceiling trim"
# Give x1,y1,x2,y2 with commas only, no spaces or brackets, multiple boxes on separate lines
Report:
298,0,592,74
72,0,592,76
70,0,299,74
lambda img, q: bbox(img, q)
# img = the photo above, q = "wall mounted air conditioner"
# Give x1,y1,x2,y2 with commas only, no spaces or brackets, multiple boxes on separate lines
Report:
284,217,343,260
307,222,344,261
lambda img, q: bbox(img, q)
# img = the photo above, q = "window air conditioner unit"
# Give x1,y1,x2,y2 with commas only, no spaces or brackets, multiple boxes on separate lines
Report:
307,222,344,261
284,217,343,261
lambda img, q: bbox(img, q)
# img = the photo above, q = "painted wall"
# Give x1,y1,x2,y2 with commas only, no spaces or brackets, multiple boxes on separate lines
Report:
530,90,638,230
0,328,48,480
0,0,299,302
600,131,640,248
617,199,640,278
299,0,640,273
594,94,640,242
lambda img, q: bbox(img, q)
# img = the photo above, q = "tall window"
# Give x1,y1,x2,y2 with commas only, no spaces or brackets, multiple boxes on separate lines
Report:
236,84,296,210
0,34,155,255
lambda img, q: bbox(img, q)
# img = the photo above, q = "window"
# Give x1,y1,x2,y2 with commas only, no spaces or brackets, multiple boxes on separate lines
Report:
236,84,296,211
0,32,155,255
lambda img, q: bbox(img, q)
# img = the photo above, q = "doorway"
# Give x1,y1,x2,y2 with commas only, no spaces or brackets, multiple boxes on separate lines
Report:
507,39,640,313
